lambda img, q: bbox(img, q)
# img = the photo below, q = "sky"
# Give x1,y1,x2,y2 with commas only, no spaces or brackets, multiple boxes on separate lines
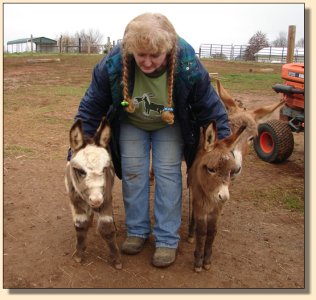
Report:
3,3,305,53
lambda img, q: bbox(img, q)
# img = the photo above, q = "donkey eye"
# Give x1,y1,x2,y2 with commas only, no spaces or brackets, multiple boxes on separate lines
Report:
247,136,254,144
74,168,86,178
206,167,216,174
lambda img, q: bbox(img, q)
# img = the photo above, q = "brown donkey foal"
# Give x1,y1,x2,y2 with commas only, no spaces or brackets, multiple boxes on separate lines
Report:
187,121,246,272
65,117,122,270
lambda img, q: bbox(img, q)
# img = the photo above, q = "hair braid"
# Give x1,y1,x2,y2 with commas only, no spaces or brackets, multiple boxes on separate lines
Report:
161,47,177,125
122,54,135,113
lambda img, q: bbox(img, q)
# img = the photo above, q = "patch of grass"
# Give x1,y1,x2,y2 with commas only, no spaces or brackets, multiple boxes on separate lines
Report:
249,187,304,212
4,52,62,58
282,192,304,212
202,58,283,93
216,73,281,93
4,144,34,157
4,85,86,113
54,86,86,97
38,115,72,126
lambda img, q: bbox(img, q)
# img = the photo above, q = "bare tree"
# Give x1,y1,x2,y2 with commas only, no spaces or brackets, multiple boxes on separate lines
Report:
272,31,288,47
296,37,304,48
57,33,77,53
76,29,104,54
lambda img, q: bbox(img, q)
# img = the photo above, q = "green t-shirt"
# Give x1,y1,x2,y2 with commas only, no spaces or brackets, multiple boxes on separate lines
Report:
127,66,169,131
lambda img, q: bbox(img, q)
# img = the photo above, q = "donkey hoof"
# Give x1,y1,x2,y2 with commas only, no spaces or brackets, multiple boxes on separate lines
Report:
73,254,83,263
114,262,122,270
187,236,194,244
72,250,83,263
194,266,202,273
203,264,211,270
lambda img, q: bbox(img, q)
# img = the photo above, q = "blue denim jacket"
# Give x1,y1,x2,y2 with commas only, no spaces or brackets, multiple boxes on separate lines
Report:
72,37,230,178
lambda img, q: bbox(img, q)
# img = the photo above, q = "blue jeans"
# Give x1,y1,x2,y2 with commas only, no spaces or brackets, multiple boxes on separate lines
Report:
119,122,184,249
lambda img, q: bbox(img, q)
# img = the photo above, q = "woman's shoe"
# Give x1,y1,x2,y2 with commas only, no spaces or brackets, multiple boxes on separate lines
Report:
152,247,176,267
121,237,146,255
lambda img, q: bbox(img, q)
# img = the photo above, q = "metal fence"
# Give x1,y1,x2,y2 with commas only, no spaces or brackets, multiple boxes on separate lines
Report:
198,44,304,63
36,43,110,54
199,44,248,61
41,36,122,54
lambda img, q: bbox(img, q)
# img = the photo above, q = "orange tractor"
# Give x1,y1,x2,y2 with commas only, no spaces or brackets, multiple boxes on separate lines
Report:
254,63,304,162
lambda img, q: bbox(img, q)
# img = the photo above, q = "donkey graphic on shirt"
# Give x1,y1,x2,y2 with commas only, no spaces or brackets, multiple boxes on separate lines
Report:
134,93,165,116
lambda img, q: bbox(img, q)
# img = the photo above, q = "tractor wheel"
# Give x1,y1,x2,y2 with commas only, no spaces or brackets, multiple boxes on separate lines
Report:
253,119,294,163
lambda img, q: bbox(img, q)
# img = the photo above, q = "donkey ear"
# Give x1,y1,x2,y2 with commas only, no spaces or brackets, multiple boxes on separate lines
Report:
214,78,239,113
251,100,285,122
69,119,85,151
95,117,111,148
222,123,247,150
204,121,217,152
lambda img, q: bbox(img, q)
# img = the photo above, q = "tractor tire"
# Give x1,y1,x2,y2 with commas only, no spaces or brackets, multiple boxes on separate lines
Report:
253,119,294,163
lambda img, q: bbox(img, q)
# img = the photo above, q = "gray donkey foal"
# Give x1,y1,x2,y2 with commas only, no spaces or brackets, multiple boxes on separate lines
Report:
65,117,122,269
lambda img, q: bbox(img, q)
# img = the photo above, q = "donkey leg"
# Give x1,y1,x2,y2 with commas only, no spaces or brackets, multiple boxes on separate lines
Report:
187,192,195,244
194,216,207,272
73,212,92,263
203,214,218,270
188,213,195,244
97,215,122,270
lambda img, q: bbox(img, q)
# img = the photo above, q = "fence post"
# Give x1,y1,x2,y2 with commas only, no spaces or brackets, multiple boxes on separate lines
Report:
59,35,62,53
282,47,285,63
105,37,112,53
287,25,296,63
230,44,234,60
79,38,81,53
30,34,33,53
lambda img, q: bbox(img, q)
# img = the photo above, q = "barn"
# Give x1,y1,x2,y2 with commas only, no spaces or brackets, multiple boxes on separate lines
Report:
254,47,304,63
6,36,58,53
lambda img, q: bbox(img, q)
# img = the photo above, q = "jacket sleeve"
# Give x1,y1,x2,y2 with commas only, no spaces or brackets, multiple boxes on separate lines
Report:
74,56,113,137
190,59,231,140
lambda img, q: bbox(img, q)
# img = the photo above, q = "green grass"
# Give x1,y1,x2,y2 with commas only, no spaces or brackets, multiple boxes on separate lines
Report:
249,187,304,212
282,192,304,211
202,58,282,93
220,73,281,92
4,144,35,157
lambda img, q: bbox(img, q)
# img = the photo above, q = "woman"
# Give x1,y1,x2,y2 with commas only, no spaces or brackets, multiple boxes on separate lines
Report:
69,13,231,267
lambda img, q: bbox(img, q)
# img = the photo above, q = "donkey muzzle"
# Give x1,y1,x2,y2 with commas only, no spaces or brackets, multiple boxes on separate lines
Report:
218,185,230,202
89,192,104,208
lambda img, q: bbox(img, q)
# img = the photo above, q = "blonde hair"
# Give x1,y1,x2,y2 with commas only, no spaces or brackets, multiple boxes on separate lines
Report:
121,13,178,124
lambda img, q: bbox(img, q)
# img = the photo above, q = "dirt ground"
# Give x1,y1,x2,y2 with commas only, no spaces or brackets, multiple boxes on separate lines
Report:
3,56,305,290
